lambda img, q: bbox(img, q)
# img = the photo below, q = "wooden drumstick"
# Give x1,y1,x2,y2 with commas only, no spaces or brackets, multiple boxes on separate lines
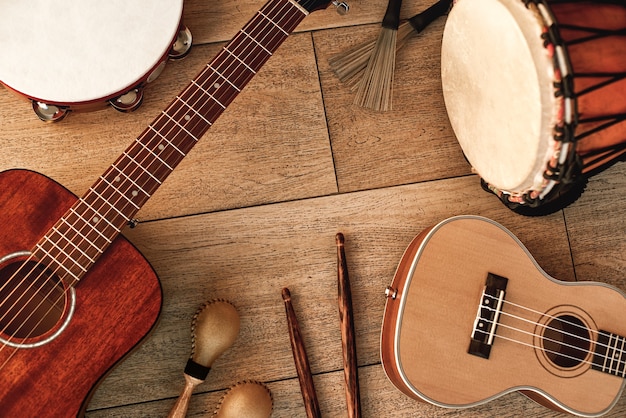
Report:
168,300,240,418
336,233,362,418
281,287,321,418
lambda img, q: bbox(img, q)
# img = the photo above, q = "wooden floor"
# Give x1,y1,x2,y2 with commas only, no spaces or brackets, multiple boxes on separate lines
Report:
1,0,625,416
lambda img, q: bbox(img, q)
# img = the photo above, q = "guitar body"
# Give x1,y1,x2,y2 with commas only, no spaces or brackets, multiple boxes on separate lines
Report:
0,169,162,417
381,215,626,417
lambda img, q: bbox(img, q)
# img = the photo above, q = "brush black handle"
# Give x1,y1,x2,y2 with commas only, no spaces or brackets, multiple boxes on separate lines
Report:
381,0,403,30
408,0,452,33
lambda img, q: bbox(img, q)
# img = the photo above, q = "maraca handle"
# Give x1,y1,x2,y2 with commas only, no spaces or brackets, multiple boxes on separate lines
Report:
168,373,203,418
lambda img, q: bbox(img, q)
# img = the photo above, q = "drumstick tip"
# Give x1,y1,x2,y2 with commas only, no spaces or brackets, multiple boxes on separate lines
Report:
336,232,345,246
281,287,291,302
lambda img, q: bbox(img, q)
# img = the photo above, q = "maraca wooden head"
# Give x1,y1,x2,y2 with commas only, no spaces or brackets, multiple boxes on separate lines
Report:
213,380,273,418
188,299,240,375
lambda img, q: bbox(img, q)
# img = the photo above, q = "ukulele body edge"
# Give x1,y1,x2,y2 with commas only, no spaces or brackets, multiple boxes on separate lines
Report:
381,215,626,417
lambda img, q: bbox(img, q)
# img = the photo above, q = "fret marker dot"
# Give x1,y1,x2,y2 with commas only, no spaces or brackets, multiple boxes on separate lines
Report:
131,190,139,197
92,217,99,224
213,82,221,89
158,144,165,151
184,114,191,121
114,176,121,182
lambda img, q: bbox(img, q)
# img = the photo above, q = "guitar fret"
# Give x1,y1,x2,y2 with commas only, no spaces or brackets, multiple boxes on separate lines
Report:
133,137,174,171
223,47,257,75
108,166,151,200
33,244,81,282
191,79,229,110
37,237,88,273
88,187,129,222
147,124,193,157
143,126,188,157
258,10,289,35
99,176,141,210
58,218,104,255
50,225,97,264
77,198,122,234
170,96,214,139
161,111,199,141
207,65,241,92
69,208,112,244
31,0,310,282
240,29,273,55
122,152,163,185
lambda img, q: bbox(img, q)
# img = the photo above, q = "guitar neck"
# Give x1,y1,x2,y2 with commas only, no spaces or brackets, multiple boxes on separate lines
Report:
32,0,309,285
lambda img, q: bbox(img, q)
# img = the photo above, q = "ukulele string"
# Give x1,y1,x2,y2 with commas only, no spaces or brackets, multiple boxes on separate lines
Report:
479,296,623,371
502,297,602,337
0,0,294,368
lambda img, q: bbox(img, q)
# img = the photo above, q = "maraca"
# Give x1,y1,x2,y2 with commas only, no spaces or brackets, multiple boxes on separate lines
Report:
213,380,273,418
168,299,240,418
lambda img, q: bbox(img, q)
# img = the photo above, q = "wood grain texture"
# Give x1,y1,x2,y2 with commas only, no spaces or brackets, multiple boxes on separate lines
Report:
282,287,321,418
382,216,626,416
0,0,625,416
336,233,362,418
0,170,162,417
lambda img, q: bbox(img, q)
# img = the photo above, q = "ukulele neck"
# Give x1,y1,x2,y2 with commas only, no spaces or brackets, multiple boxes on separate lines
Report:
593,330,626,378
31,0,308,286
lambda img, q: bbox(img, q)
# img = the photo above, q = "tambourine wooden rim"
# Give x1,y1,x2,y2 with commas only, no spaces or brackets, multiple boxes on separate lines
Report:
0,1,190,120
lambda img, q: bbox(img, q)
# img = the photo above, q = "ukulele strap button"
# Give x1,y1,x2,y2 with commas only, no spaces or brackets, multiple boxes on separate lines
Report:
385,286,397,300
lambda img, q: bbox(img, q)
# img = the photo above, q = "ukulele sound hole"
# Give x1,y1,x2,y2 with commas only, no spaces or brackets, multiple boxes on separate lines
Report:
0,259,67,340
543,315,590,368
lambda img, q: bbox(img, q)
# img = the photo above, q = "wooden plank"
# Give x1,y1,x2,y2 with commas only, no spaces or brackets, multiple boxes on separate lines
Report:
565,163,626,287
0,33,336,221
314,18,471,193
84,176,574,414
182,0,435,45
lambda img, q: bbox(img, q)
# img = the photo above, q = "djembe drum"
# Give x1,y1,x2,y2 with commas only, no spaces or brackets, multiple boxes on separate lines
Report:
441,0,626,215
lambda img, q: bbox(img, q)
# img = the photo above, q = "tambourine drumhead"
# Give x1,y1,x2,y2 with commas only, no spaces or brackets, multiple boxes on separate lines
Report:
0,1,183,104
441,0,559,193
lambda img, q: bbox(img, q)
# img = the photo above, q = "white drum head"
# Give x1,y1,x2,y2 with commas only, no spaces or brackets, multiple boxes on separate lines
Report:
441,0,559,193
0,1,183,104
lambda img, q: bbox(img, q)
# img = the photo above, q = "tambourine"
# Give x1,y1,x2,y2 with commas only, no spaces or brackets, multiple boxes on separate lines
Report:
0,1,192,121
441,0,626,214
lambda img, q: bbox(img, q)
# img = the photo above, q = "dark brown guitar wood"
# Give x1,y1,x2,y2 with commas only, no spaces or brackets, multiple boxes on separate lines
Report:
0,169,162,417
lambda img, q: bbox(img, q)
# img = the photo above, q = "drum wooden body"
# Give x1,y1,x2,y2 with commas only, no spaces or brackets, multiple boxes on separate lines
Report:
0,1,192,121
442,0,626,214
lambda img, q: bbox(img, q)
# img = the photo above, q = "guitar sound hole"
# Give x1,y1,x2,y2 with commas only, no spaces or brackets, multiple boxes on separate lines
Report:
543,315,590,368
0,259,66,340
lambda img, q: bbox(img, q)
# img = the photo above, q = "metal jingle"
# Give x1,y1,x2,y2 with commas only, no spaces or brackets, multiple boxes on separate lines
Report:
110,88,144,113
169,25,193,60
32,101,69,122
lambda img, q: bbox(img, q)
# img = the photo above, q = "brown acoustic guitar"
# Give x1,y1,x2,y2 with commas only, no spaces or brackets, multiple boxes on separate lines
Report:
0,0,337,416
381,215,626,417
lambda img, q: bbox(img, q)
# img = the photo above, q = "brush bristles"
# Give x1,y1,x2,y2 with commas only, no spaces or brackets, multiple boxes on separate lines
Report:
329,22,415,101
353,27,398,111
329,41,376,87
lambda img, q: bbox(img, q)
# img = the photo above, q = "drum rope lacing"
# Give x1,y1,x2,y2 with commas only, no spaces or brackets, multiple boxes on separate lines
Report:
488,0,626,211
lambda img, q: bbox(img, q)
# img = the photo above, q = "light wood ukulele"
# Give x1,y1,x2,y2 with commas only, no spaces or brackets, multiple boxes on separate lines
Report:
0,0,338,416
381,215,626,417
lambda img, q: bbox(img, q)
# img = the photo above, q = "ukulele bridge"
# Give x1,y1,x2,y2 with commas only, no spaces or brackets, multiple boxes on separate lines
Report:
468,272,508,359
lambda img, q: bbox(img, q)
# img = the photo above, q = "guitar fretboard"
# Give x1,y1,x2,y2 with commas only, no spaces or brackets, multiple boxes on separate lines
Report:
32,0,308,285
592,330,626,377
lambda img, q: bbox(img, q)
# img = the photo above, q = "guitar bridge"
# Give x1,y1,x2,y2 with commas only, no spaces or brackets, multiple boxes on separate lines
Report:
468,272,508,359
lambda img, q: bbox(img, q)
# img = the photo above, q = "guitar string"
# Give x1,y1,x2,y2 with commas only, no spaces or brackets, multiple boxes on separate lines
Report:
0,0,298,369
478,297,625,372
0,0,290,362
0,0,291,352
